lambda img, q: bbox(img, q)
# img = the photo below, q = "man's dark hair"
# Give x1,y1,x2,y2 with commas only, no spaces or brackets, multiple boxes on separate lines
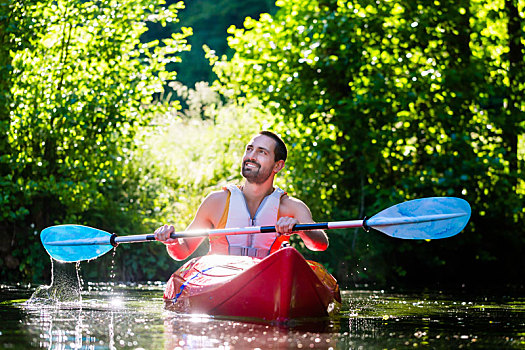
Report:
260,131,287,162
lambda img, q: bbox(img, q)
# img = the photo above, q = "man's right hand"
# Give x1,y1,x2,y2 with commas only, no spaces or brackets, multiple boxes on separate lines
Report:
154,224,179,245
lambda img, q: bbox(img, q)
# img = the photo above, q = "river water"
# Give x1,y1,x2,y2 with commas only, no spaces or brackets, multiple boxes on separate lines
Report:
1,282,523,349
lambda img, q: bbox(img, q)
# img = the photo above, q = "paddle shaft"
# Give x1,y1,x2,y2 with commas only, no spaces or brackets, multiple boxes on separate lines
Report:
107,212,466,245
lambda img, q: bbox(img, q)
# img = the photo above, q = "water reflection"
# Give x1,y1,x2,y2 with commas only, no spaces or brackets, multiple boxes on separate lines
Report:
341,290,525,348
2,285,523,349
163,314,339,349
21,285,167,349
23,301,116,348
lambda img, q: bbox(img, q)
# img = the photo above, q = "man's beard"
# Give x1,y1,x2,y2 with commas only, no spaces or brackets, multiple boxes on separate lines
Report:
241,161,272,184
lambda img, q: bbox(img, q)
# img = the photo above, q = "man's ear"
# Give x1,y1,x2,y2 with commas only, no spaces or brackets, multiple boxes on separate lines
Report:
274,160,285,173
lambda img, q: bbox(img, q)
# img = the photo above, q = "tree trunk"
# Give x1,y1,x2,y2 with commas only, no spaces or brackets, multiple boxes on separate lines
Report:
505,0,524,179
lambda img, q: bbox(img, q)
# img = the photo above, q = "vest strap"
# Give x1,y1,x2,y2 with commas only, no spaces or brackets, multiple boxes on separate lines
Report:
229,246,270,258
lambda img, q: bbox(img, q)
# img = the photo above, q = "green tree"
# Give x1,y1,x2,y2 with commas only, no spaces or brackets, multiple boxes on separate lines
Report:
212,0,524,288
0,0,190,282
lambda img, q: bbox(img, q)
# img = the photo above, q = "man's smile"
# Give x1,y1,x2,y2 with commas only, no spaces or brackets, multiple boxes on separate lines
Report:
243,161,260,169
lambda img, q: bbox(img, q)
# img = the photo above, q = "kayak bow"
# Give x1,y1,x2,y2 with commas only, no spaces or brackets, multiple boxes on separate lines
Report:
163,247,341,322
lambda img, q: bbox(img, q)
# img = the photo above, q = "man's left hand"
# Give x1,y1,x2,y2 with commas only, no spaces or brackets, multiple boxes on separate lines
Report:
275,216,298,236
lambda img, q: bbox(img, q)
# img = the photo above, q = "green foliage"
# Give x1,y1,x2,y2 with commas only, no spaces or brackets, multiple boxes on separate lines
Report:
212,0,525,288
0,0,190,282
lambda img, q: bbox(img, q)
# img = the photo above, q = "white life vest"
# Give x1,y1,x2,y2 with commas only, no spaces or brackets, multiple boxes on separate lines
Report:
224,184,285,258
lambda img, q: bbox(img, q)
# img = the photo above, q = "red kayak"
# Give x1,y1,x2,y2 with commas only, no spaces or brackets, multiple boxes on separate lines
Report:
163,247,341,322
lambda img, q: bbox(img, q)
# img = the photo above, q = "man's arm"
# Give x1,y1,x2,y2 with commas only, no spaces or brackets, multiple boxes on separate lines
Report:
154,191,227,260
277,196,329,251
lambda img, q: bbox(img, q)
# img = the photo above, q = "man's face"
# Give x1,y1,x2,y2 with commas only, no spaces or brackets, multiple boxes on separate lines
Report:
241,135,278,184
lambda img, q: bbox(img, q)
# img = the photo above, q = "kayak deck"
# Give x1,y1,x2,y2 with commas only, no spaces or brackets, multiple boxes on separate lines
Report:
163,247,341,322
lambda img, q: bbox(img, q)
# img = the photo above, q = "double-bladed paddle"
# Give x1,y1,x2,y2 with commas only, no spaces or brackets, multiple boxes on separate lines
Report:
41,197,471,262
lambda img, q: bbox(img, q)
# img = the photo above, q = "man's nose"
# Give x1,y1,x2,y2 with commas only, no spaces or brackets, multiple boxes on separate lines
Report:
245,150,256,160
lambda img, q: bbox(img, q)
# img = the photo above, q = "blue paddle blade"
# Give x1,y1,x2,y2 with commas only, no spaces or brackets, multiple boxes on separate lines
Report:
41,225,114,262
366,197,471,239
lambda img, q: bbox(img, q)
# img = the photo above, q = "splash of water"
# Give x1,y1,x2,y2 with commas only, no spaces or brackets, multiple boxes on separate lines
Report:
27,259,82,304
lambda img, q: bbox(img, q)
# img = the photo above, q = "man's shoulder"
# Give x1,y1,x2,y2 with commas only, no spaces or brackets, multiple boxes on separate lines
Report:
197,189,230,224
279,192,303,204
279,193,308,213
204,188,230,203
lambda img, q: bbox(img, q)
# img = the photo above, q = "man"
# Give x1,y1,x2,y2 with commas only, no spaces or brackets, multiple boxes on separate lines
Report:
154,131,328,260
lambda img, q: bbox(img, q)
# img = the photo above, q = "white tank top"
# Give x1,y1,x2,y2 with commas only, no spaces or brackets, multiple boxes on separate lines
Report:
224,184,285,257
